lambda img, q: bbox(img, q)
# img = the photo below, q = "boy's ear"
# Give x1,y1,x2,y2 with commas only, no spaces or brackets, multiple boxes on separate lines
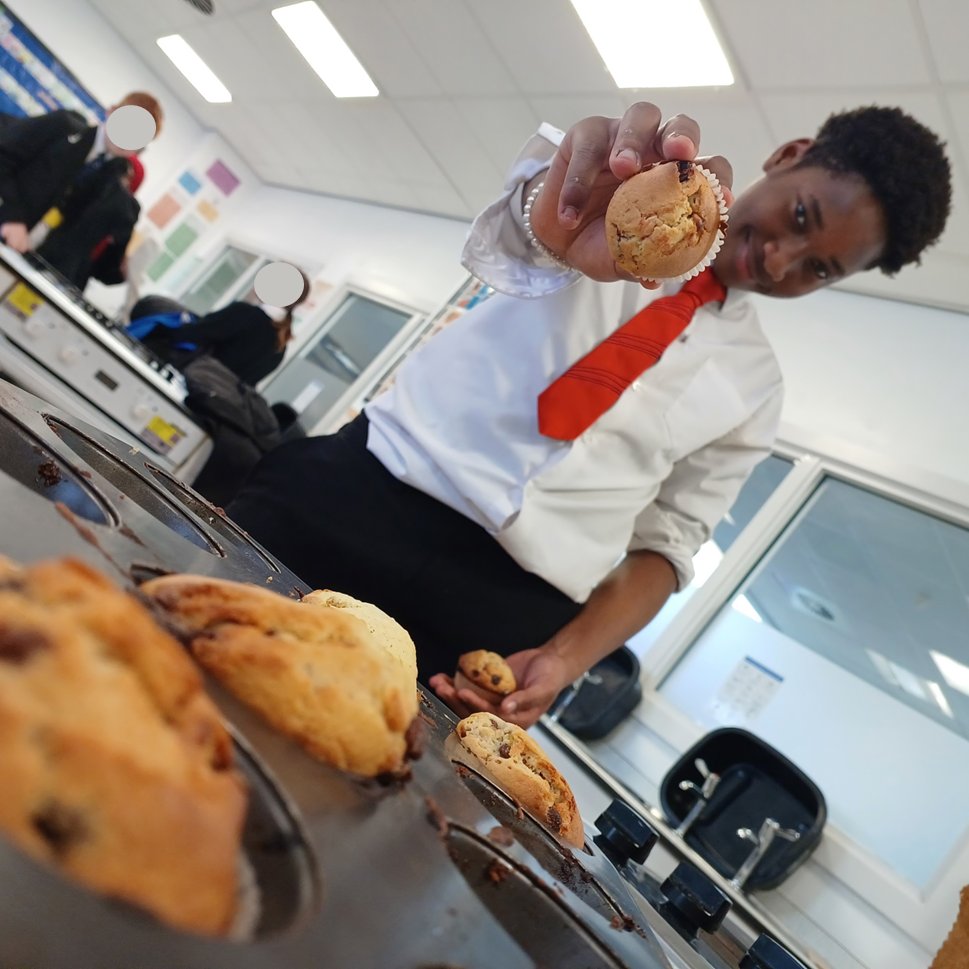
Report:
763,138,813,173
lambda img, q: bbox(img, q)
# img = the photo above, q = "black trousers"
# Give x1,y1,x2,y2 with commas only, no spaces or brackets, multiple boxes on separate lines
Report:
228,414,583,681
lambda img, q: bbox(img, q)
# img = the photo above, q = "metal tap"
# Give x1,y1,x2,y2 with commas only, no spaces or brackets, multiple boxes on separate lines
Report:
674,758,721,837
729,817,801,890
547,669,603,722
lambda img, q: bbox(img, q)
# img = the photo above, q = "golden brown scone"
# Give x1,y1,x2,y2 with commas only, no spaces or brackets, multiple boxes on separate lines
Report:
605,160,725,280
142,575,419,777
455,649,516,705
931,885,969,969
302,589,418,683
0,558,246,936
454,712,584,849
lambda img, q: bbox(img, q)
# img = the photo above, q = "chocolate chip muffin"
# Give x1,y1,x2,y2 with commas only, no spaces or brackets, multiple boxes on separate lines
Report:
454,712,584,849
0,557,247,936
455,650,516,705
605,160,727,280
142,574,420,778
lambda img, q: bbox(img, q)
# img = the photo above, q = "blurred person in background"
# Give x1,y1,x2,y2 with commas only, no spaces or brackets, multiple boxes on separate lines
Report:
0,91,162,254
37,153,144,290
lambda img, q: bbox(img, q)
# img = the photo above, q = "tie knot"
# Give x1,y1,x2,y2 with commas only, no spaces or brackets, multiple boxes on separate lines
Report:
679,268,726,307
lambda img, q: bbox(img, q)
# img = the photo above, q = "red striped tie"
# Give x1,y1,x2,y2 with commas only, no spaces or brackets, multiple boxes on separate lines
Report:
537,269,726,441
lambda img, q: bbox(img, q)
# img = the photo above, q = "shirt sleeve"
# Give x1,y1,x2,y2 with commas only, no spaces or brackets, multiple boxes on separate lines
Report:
628,388,785,590
460,122,581,299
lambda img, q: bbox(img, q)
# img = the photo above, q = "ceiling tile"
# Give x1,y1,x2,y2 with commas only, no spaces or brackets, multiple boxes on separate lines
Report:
394,98,504,215
470,0,617,95
308,0,442,98
710,0,933,88
451,97,541,175
917,0,969,83
383,0,518,97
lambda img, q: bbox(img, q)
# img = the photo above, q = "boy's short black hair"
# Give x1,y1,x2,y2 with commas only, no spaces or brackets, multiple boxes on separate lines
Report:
799,106,951,275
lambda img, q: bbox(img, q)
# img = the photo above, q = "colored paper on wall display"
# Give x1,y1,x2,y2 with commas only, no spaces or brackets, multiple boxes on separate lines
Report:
206,159,240,196
164,222,199,258
710,655,783,725
147,193,181,229
178,170,202,195
146,250,176,282
196,199,219,222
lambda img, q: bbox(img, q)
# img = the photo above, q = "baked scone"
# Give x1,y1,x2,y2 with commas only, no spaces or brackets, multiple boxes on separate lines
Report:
454,650,516,705
931,885,969,969
605,160,726,280
454,712,584,849
302,589,418,683
0,558,246,936
142,575,419,777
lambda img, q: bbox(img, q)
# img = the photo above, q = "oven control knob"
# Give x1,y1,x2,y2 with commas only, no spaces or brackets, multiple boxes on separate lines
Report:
741,934,808,969
593,799,659,865
58,344,82,364
23,317,46,339
659,862,730,935
132,400,153,420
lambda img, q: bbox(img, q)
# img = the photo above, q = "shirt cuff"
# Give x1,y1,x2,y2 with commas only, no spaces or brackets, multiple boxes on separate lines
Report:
461,124,580,299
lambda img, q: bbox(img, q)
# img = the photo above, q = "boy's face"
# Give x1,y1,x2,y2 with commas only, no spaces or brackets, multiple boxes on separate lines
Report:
713,144,887,298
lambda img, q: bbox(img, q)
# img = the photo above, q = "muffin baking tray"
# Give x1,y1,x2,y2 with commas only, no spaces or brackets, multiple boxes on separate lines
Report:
0,377,683,969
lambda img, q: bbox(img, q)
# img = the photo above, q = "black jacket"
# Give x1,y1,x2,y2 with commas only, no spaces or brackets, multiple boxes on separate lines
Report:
37,156,140,288
142,302,286,386
0,110,95,229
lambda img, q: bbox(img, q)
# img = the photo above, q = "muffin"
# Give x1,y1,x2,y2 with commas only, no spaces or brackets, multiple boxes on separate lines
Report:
302,588,418,683
454,712,584,849
931,885,969,969
454,650,516,705
0,557,246,936
142,575,420,778
605,159,727,280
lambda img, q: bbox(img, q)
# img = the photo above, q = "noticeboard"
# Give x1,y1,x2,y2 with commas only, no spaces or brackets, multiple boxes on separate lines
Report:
0,2,104,122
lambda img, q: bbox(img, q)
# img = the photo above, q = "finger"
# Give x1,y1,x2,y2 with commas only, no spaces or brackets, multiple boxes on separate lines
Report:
502,707,541,729
556,115,616,228
500,685,553,720
696,153,734,196
654,114,701,161
429,677,474,718
455,688,501,715
607,102,664,178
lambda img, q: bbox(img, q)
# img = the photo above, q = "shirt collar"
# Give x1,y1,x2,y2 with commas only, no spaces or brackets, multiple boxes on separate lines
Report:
88,125,107,162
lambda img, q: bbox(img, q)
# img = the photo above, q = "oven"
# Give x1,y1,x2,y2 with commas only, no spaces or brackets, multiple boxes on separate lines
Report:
0,246,210,480
0,376,812,969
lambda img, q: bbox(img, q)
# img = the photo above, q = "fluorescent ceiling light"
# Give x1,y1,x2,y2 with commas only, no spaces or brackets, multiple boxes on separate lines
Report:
272,1,378,98
157,35,231,103
931,649,969,697
569,0,733,88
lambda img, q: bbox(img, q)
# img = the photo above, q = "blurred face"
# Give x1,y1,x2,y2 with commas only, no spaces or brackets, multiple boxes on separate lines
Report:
713,143,888,298
103,98,162,158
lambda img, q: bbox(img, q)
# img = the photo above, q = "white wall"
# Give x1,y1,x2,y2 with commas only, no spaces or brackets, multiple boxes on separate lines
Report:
218,184,470,315
755,287,969,487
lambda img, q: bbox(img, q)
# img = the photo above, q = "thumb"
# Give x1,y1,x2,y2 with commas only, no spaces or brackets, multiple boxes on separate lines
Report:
500,683,550,718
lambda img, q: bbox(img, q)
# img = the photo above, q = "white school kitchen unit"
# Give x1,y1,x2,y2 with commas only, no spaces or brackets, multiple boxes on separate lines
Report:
1,1,969,968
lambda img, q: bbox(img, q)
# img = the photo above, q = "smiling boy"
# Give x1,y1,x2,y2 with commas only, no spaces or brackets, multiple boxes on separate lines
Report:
229,102,951,727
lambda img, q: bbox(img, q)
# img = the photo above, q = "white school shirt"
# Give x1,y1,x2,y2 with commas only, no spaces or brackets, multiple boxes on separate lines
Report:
365,125,784,604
